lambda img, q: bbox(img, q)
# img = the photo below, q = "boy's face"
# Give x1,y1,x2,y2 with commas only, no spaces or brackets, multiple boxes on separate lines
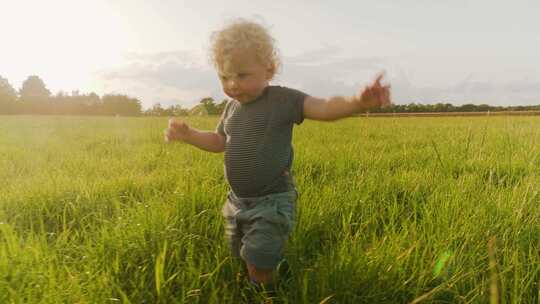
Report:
218,48,273,104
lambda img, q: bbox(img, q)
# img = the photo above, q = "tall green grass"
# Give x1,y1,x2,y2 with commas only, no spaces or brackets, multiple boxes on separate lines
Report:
0,115,539,303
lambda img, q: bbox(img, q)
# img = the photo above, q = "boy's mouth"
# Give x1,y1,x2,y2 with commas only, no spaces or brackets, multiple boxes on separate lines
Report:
229,93,243,100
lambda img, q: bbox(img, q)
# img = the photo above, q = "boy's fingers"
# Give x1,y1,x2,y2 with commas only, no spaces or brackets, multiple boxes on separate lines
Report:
361,73,391,107
374,73,384,86
169,119,186,129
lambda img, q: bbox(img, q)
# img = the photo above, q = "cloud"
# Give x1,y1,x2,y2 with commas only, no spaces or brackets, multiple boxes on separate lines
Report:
391,73,540,106
281,47,540,106
97,50,224,109
278,47,387,97
96,47,540,109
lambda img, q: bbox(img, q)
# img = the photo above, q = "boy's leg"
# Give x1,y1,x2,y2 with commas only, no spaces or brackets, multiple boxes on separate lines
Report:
222,195,243,258
246,262,273,284
239,190,297,289
246,258,290,286
246,262,276,300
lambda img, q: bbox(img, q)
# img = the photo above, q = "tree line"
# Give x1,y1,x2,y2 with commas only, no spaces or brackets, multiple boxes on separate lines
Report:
0,75,143,116
1,75,539,116
368,102,540,113
144,97,227,117
0,75,229,116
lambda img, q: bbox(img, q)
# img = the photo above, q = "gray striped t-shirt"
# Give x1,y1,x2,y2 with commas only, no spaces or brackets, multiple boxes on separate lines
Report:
216,85,308,198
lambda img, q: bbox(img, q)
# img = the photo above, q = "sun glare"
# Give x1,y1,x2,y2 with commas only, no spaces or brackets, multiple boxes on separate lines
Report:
0,0,135,92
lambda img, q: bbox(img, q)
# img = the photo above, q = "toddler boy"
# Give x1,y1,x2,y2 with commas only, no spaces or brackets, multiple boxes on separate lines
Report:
164,19,391,292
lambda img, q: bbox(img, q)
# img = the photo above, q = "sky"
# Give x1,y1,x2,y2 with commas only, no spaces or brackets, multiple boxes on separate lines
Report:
1,0,540,109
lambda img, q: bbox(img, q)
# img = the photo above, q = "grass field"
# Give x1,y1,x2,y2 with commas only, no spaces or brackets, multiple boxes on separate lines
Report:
0,115,539,303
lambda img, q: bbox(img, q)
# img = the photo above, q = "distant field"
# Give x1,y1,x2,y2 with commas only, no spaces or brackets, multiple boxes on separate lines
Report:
0,115,539,303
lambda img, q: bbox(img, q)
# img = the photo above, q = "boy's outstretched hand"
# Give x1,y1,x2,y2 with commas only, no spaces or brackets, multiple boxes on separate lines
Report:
164,118,191,143
356,73,392,111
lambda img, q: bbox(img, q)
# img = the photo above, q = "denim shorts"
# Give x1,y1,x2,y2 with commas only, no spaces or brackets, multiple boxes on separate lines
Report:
222,189,297,270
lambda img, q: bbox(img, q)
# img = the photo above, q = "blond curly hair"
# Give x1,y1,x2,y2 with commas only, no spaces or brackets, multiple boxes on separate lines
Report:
210,19,281,79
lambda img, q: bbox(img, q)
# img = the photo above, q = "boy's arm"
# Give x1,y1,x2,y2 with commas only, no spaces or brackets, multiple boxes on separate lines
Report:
303,95,362,121
182,129,226,153
165,119,225,153
303,74,391,121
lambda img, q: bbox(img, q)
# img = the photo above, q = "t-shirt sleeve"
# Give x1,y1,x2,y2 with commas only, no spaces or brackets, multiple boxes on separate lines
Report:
282,87,308,125
216,118,225,136
216,101,231,136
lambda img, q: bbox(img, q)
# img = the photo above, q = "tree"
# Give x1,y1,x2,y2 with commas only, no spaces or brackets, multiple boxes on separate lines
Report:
51,91,102,115
18,75,51,114
216,99,229,114
199,97,220,115
19,75,51,102
459,104,477,112
199,97,216,115
148,103,165,116
101,94,142,116
165,104,189,116
144,103,189,116
189,104,209,116
0,75,18,114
